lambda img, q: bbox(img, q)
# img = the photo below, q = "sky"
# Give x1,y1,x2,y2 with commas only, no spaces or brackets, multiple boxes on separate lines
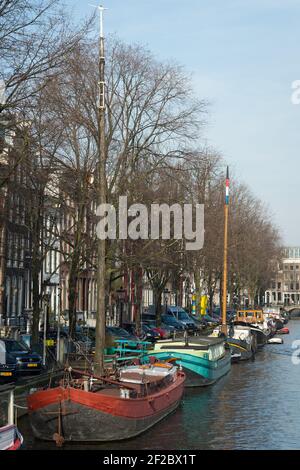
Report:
65,0,300,245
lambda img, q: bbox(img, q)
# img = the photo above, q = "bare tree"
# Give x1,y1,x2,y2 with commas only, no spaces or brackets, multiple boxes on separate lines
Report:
41,38,206,369
0,0,92,113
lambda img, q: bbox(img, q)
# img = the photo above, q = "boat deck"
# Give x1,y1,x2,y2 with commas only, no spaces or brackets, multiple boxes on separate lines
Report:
156,335,224,350
159,336,224,345
84,366,178,397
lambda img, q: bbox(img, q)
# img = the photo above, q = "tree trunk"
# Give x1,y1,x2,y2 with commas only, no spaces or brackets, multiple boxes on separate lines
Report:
68,272,77,338
31,209,42,345
154,289,163,326
31,266,41,345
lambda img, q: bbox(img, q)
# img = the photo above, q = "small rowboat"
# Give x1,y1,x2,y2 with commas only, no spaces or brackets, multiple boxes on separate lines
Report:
267,337,283,344
277,327,289,335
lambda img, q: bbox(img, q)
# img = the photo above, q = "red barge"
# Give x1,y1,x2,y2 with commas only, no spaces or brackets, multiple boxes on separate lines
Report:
27,363,185,442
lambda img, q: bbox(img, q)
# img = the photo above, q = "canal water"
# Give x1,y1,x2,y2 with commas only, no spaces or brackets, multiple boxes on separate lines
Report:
19,320,300,450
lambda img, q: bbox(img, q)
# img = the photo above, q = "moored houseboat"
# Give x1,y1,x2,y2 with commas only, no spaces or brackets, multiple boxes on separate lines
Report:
147,336,231,387
234,310,270,348
211,324,257,361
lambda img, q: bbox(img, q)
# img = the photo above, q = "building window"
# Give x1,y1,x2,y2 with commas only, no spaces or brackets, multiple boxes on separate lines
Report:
291,283,294,290
278,282,281,290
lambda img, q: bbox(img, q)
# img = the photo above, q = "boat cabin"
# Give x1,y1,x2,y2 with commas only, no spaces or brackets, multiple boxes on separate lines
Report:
236,310,264,324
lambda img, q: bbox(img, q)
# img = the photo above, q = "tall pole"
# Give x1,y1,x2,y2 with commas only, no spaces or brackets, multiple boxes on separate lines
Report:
56,287,61,363
42,296,47,366
221,166,229,335
94,5,107,375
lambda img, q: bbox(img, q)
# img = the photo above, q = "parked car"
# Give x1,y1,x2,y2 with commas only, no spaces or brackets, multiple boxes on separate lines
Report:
122,322,160,343
141,324,160,342
143,320,175,339
164,306,198,332
46,327,93,354
0,339,42,378
81,326,140,353
187,314,207,330
161,314,185,332
106,326,139,345
144,304,197,332
203,314,220,326
212,308,235,322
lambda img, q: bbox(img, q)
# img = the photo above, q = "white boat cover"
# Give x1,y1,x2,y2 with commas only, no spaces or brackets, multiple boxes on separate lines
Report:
0,424,17,450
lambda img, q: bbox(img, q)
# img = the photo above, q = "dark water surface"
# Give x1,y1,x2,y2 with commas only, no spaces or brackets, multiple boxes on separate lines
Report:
19,320,300,450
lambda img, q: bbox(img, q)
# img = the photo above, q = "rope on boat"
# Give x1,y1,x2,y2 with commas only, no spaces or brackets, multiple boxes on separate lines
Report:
13,404,28,410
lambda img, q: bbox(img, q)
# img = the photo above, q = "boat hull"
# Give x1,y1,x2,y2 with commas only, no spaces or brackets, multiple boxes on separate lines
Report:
227,338,254,361
27,373,185,442
0,425,23,450
234,322,268,348
251,328,268,347
29,396,181,442
149,350,231,387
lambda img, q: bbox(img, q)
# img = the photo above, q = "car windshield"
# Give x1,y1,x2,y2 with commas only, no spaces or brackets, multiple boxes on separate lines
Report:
177,312,190,320
107,327,130,337
169,308,189,320
162,315,178,324
143,325,154,332
5,340,29,353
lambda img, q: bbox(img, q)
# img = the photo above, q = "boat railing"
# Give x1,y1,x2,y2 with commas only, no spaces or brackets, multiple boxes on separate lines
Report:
236,310,264,323
113,339,152,356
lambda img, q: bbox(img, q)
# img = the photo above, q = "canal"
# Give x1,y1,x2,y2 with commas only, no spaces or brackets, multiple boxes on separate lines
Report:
18,320,300,450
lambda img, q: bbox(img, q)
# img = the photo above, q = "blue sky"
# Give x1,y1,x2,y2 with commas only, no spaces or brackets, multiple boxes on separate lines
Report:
65,0,300,245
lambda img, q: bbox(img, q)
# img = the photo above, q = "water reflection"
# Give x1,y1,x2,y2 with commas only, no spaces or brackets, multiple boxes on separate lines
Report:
19,320,300,450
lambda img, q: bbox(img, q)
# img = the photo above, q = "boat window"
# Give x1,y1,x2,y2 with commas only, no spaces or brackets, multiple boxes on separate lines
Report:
208,344,225,361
